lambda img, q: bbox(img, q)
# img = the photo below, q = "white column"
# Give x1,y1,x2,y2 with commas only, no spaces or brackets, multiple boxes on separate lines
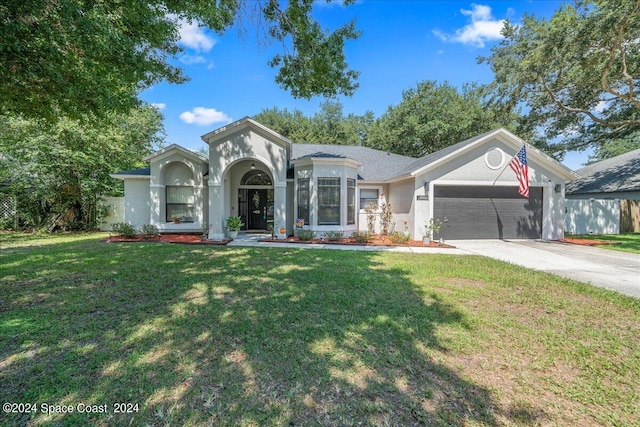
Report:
274,182,287,239
208,179,225,240
150,184,164,225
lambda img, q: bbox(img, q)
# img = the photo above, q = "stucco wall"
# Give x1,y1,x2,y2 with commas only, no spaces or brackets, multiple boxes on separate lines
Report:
147,149,207,232
414,137,569,240
123,179,150,227
99,196,124,230
208,128,289,239
565,199,620,235
388,179,415,236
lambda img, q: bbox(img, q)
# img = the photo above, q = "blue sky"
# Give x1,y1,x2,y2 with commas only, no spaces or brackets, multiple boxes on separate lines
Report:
140,1,589,169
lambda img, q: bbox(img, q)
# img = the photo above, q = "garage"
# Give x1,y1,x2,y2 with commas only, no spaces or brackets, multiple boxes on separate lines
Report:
433,186,543,239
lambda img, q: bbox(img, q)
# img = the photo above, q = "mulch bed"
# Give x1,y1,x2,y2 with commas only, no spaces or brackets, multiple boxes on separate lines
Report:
559,237,621,246
259,236,456,248
105,233,455,248
105,234,231,245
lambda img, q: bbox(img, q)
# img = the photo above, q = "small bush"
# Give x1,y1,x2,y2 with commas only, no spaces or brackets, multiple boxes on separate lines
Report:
324,231,343,241
390,231,410,244
350,231,373,244
111,222,137,238
140,224,159,239
296,229,316,241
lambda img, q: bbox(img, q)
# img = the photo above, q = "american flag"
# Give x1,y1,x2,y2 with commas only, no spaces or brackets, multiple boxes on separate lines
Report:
509,145,529,198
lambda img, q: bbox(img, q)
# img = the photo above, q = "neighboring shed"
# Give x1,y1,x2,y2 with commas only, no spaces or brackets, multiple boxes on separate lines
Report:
566,148,640,232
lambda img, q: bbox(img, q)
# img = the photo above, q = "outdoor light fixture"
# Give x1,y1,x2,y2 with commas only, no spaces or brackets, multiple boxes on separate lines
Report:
250,162,256,170
554,184,561,193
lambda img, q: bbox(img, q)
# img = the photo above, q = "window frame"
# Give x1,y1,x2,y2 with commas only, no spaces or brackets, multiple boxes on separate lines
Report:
297,178,310,225
359,187,381,211
166,185,195,223
347,178,356,225
317,177,341,225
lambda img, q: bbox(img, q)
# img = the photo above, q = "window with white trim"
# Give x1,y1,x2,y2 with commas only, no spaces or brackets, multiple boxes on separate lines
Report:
359,188,379,210
297,178,310,225
347,179,356,225
166,186,194,222
318,177,340,225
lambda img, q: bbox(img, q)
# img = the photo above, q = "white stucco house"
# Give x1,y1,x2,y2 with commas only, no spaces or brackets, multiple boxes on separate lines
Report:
111,117,576,240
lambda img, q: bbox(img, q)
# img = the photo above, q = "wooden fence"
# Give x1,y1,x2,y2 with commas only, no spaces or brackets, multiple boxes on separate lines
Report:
620,200,640,233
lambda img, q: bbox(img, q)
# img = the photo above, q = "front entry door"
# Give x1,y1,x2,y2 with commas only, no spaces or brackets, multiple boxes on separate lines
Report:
248,189,268,230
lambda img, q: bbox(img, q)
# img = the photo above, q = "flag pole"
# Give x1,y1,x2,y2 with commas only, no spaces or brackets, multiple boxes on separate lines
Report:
492,159,512,186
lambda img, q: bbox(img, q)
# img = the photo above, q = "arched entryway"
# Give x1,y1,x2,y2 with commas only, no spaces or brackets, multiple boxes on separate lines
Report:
238,169,274,230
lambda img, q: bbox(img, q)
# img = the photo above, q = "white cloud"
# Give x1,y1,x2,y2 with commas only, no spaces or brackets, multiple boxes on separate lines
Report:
176,18,215,52
179,107,232,126
178,55,207,65
433,4,505,48
151,103,166,110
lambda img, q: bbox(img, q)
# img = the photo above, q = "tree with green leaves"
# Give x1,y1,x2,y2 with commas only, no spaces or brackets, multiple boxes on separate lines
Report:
481,0,640,160
253,107,316,143
1,0,360,121
0,107,163,230
367,81,522,157
254,100,374,146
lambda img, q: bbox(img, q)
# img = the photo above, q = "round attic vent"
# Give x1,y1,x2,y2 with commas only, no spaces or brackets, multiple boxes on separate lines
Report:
484,147,505,170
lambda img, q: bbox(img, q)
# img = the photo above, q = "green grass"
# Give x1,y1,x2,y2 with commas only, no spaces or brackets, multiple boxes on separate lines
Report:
568,232,640,254
1,233,639,426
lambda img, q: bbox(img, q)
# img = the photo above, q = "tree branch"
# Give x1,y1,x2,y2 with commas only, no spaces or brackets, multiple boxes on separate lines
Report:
540,78,640,128
600,0,640,109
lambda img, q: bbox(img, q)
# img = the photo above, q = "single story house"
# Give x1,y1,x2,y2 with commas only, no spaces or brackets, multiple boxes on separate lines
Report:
112,117,575,240
566,148,640,200
565,148,640,234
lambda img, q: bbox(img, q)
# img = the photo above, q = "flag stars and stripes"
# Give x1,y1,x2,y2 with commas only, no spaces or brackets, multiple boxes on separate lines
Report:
509,145,530,198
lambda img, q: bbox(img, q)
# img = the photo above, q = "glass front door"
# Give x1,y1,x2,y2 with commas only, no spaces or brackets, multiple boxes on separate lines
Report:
238,188,273,230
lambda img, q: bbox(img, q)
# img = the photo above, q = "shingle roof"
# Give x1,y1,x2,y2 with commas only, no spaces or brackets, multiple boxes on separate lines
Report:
397,129,502,176
291,144,417,181
112,166,150,176
566,148,640,195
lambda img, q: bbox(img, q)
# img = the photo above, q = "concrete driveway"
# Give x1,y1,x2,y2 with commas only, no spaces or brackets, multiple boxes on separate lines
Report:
449,240,640,299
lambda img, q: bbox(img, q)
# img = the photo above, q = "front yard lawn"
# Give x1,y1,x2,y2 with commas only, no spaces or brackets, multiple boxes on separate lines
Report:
567,232,640,254
1,233,639,426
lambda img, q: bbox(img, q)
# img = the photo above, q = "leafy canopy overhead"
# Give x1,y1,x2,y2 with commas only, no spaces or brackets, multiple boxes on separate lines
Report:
481,0,640,158
0,0,360,120
367,81,523,158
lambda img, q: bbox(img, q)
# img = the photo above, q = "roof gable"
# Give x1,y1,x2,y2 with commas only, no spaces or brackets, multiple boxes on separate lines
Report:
143,144,207,163
406,128,577,181
201,117,292,152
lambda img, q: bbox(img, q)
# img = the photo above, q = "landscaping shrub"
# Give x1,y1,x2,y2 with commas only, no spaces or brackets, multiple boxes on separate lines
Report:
390,231,410,244
140,224,159,239
350,230,373,243
111,222,137,238
324,231,343,241
296,229,316,241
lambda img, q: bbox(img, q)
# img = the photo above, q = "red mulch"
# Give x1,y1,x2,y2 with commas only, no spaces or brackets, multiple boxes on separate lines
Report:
260,235,456,248
105,233,455,248
559,237,620,246
105,234,231,245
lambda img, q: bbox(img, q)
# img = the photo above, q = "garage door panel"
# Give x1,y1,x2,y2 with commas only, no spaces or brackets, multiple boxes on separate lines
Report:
434,186,542,239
